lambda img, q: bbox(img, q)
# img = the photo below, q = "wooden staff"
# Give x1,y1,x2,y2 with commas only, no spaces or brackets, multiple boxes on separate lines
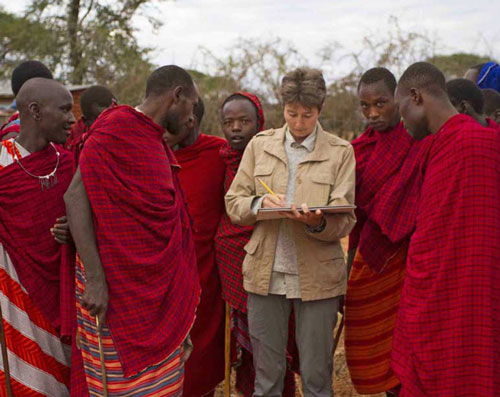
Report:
0,303,13,397
224,302,231,397
333,313,344,354
95,316,108,397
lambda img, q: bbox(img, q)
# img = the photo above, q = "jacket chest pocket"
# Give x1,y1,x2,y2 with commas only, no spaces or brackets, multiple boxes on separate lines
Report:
304,172,334,206
254,164,276,196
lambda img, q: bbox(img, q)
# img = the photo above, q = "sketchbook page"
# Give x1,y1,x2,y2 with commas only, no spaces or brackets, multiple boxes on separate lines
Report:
256,205,356,221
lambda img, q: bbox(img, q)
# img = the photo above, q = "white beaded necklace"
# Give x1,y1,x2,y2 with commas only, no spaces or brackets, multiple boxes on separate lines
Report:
12,141,60,191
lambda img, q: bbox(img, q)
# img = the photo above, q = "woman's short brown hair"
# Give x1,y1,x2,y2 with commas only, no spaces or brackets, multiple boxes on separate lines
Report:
280,68,327,110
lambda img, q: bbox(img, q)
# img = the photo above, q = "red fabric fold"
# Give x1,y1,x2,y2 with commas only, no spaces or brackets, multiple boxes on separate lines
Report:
349,122,413,251
391,114,500,395
174,133,227,396
79,105,200,377
0,145,74,333
65,118,89,166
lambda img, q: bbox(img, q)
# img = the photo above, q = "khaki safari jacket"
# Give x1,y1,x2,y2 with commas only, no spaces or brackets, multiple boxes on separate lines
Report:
225,123,356,301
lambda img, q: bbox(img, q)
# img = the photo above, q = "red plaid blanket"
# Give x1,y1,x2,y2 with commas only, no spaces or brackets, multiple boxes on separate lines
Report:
79,105,200,377
392,114,500,395
215,143,254,312
349,122,413,251
0,143,74,332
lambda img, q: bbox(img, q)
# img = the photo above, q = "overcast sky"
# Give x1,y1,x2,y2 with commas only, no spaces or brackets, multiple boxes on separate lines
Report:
3,0,499,78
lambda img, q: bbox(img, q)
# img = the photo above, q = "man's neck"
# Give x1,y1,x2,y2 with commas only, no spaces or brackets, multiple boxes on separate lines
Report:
137,96,172,126
177,130,200,149
15,128,48,153
427,100,459,135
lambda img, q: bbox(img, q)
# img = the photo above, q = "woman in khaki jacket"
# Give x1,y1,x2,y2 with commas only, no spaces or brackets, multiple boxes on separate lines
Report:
225,68,356,397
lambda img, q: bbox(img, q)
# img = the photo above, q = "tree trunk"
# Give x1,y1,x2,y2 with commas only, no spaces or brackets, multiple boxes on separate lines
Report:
67,0,83,84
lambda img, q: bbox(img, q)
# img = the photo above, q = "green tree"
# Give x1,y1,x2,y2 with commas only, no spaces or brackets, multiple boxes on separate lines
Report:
0,1,163,104
0,8,61,77
426,53,493,79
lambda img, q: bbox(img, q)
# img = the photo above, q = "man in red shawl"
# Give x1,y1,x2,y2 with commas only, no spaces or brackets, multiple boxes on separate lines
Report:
64,65,201,396
482,88,500,124
392,62,500,396
0,60,53,141
0,77,75,395
446,78,500,132
65,85,115,164
214,92,299,396
344,67,414,396
163,97,226,396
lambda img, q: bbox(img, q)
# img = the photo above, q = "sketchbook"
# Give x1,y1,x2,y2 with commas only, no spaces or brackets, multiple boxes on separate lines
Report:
256,205,356,221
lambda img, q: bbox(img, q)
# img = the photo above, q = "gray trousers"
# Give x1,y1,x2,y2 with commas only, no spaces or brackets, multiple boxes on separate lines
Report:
247,293,340,397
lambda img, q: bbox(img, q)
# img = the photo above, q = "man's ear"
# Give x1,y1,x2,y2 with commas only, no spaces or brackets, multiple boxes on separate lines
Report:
172,86,183,103
409,87,422,105
28,102,41,121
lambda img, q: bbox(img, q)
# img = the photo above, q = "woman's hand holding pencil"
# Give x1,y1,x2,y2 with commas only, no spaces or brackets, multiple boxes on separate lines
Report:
258,178,287,209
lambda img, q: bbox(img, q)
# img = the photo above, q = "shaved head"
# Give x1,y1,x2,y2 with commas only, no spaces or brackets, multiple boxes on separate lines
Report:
17,78,71,112
396,62,456,140
398,62,446,97
16,78,75,146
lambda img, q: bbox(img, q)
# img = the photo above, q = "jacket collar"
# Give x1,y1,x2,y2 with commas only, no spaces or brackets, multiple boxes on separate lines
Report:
264,123,332,163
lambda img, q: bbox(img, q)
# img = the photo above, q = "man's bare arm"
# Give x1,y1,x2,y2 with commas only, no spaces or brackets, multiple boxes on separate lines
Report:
64,167,108,332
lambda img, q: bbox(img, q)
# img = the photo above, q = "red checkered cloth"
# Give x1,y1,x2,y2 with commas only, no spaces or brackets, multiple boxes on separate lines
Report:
349,122,413,252
391,114,500,395
79,105,200,377
0,142,74,333
215,144,254,311
0,112,20,140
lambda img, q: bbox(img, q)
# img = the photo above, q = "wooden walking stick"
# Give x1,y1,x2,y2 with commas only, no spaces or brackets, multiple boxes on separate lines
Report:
224,302,231,397
333,313,344,354
95,316,108,397
0,304,13,397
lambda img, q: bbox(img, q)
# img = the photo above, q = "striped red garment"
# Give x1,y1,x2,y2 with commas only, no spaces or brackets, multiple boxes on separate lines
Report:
0,113,20,140
78,105,200,377
0,142,74,332
215,143,253,312
391,114,500,395
349,122,413,251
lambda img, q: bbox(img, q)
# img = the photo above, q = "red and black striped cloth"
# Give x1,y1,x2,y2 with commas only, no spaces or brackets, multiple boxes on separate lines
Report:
392,114,500,395
79,105,200,377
